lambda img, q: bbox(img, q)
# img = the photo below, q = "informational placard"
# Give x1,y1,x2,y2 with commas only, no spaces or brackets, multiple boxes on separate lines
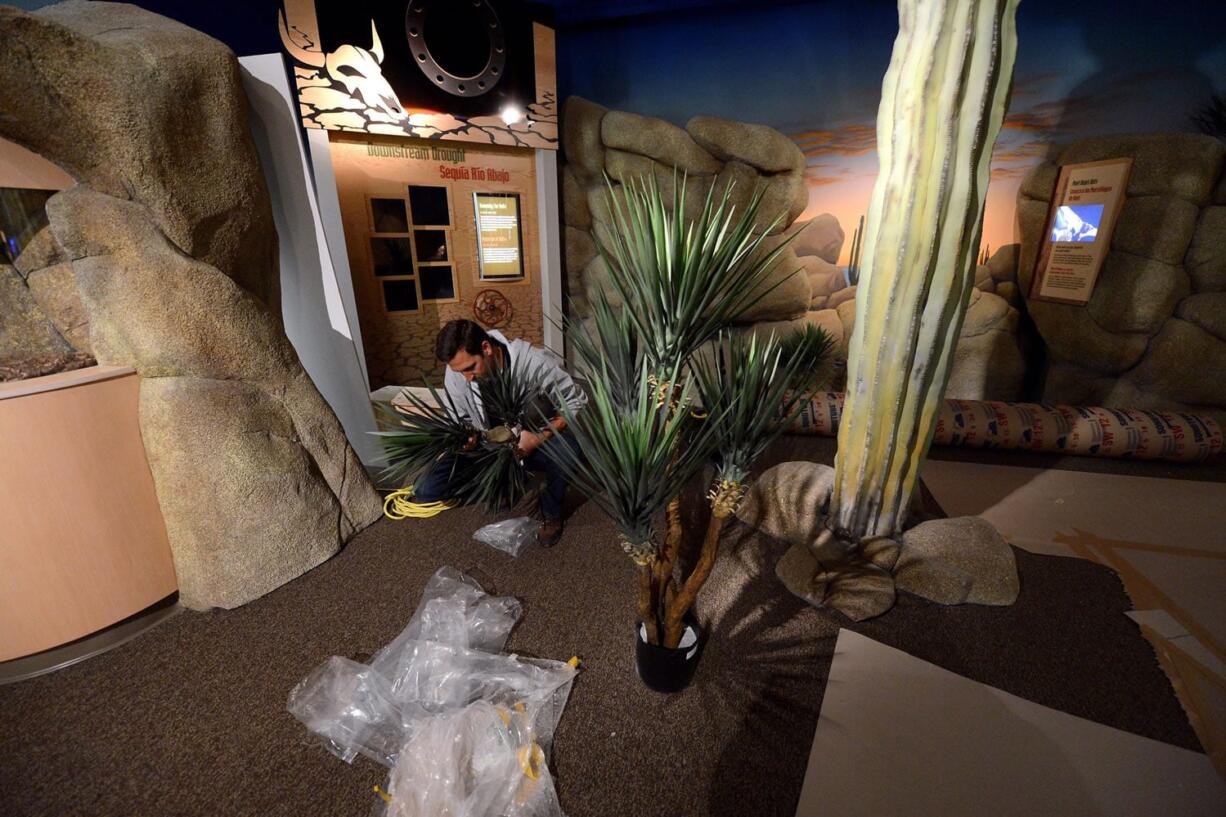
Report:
474,192,525,280
1030,158,1132,305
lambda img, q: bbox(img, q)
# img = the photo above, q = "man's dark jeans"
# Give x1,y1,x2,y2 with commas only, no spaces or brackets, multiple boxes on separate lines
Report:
413,434,582,520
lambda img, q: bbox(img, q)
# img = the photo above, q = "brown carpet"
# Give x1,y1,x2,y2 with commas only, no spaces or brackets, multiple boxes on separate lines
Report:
0,439,1203,817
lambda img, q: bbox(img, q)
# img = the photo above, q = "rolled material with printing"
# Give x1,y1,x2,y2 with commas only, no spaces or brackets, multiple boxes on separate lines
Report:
795,393,1223,462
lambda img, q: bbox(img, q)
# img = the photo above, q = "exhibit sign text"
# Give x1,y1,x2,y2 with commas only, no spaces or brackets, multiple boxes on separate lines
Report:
474,192,525,280
1030,158,1132,305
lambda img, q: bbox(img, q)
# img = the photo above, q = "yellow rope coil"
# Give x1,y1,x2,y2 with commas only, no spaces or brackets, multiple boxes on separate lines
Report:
383,487,456,520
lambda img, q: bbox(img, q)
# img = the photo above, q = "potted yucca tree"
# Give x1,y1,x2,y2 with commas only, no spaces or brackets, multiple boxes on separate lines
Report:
545,173,834,691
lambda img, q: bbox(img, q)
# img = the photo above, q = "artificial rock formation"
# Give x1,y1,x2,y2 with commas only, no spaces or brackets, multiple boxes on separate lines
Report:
741,462,1015,620
0,2,382,609
561,98,1028,402
561,99,814,328
1015,133,1226,426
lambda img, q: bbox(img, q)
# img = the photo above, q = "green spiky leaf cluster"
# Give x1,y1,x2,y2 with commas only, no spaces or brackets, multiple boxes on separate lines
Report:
546,362,718,549
597,171,796,370
372,384,475,488
546,170,832,550
691,325,835,486
374,353,552,512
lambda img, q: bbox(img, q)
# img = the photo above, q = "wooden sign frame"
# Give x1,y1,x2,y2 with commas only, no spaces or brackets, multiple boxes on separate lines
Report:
1029,158,1132,305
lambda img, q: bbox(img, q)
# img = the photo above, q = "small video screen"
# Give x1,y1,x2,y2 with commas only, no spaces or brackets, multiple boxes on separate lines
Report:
1050,204,1104,243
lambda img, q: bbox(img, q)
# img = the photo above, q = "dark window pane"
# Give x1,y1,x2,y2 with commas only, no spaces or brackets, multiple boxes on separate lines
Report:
383,279,419,312
370,237,413,277
409,185,450,226
414,229,448,262
371,197,408,233
420,266,455,301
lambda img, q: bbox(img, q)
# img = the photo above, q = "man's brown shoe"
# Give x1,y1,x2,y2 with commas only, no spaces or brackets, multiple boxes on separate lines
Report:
537,516,564,547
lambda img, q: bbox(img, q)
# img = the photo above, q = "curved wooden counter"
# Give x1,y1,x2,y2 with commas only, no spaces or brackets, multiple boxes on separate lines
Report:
0,366,177,661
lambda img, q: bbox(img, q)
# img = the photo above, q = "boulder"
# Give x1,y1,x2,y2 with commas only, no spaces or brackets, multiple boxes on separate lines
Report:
792,214,845,264
1186,206,1226,292
561,166,590,230
736,461,835,545
988,243,1019,284
1024,298,1149,374
45,185,382,609
685,115,805,174
974,264,993,290
1058,133,1226,205
1015,196,1051,293
25,262,91,351
582,255,622,309
1018,159,1059,202
1111,196,1198,265
802,255,845,299
586,183,620,230
1126,318,1226,407
139,376,345,609
826,285,857,310
1,263,71,361
604,147,657,184
714,160,805,235
960,289,1016,337
1086,252,1188,336
12,225,66,278
0,2,278,305
836,299,857,346
601,110,722,175
805,308,844,351
995,281,1019,306
561,96,608,184
730,240,811,324
896,516,1019,606
947,290,1025,401
564,226,596,278
1175,293,1226,342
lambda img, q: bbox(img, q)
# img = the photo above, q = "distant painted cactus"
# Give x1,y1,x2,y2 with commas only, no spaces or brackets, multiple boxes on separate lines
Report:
830,0,1020,542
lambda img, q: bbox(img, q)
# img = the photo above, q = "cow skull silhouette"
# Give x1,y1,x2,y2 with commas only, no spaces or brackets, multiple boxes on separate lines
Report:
279,12,409,126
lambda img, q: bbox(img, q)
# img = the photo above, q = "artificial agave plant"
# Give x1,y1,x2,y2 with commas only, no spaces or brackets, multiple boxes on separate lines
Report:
376,353,551,512
548,172,834,648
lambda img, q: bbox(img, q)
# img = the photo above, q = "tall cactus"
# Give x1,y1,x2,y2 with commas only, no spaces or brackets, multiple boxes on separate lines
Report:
829,0,1019,542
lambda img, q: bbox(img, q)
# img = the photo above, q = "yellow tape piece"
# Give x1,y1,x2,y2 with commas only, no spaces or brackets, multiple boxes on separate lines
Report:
497,707,512,726
518,743,544,780
567,656,581,669
513,701,526,714
383,487,456,520
373,785,393,803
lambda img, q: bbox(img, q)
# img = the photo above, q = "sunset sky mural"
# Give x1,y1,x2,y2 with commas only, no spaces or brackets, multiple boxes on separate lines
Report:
557,0,1226,265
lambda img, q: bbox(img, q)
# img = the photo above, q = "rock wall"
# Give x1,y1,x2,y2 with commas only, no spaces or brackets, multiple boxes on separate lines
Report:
0,2,382,609
1015,133,1226,425
560,96,1029,402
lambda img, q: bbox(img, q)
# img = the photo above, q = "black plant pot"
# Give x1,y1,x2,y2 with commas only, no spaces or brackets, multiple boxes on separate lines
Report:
635,619,702,693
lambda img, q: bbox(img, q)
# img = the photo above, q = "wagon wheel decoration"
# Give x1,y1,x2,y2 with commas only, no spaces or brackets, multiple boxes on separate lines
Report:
472,288,513,329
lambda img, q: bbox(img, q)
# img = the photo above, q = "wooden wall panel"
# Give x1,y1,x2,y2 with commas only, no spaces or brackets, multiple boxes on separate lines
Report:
0,367,176,661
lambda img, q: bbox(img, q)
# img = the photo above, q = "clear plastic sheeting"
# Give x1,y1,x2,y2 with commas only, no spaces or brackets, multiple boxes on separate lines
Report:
287,567,575,817
473,517,539,557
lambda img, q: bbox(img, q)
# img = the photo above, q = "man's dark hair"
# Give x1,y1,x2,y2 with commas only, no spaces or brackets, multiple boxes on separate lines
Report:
435,319,490,362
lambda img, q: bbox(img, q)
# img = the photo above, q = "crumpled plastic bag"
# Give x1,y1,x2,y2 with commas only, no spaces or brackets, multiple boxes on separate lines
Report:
473,517,538,557
287,566,575,817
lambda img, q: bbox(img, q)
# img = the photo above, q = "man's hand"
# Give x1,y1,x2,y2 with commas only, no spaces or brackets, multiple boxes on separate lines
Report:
515,429,542,460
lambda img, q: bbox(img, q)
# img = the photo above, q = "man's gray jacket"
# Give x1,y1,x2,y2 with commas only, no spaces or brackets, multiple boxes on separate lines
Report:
442,329,587,430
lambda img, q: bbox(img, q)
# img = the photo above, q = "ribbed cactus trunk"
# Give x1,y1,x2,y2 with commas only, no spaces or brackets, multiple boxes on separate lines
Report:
830,0,1019,542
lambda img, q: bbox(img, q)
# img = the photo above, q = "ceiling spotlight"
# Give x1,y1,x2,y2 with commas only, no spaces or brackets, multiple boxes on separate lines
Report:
500,105,523,125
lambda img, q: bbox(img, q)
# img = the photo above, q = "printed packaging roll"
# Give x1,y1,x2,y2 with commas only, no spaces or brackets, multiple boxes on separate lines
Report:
792,394,1223,463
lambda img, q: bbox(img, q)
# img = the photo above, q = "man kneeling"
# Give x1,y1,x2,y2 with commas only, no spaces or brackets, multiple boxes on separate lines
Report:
414,319,586,546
